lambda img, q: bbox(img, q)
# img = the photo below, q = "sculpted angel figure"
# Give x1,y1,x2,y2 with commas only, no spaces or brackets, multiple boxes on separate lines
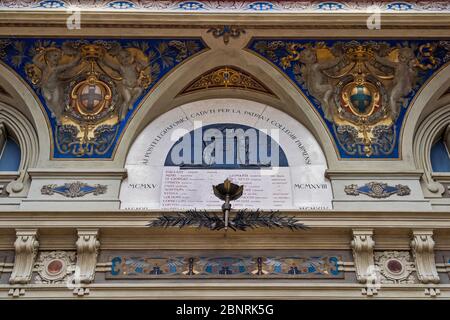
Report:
374,47,418,120
28,46,81,121
299,47,344,122
102,47,150,120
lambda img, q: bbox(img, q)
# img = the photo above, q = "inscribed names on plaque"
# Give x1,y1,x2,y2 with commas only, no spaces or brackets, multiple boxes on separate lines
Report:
160,167,293,210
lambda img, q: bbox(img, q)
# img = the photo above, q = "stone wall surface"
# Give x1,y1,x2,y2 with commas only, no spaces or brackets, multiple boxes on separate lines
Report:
0,5,449,299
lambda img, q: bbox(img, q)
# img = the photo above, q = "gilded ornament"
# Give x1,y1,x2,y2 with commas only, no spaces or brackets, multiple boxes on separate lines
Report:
251,39,446,157
207,26,246,45
180,66,274,96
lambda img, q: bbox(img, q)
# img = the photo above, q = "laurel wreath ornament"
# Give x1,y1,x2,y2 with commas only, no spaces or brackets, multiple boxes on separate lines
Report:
148,209,308,232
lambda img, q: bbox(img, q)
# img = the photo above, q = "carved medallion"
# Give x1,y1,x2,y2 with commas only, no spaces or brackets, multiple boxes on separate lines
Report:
35,251,76,284
374,251,416,284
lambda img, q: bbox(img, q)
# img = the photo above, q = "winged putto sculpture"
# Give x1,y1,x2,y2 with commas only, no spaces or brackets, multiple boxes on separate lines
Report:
251,39,449,158
0,38,204,158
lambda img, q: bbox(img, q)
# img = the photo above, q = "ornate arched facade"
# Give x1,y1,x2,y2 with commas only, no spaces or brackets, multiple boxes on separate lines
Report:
0,0,449,300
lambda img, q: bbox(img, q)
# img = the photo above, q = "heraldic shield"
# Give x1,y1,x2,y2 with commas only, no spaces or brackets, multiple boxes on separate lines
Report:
70,74,112,124
341,80,381,118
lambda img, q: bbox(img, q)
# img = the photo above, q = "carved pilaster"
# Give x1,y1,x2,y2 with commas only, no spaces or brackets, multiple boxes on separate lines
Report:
411,230,440,284
9,229,39,284
351,229,375,283
76,229,100,284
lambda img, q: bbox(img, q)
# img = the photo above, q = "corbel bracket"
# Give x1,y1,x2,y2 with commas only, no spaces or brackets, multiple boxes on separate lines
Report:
76,229,100,284
411,230,440,284
351,229,380,295
351,229,375,283
9,229,39,285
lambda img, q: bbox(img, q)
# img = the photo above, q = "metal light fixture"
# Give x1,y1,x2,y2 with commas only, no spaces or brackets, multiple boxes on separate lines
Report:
212,178,243,231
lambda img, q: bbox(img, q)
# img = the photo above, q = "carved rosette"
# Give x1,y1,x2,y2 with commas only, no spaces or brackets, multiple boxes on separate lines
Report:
76,229,100,284
374,251,416,284
34,251,76,284
9,229,39,284
411,231,440,284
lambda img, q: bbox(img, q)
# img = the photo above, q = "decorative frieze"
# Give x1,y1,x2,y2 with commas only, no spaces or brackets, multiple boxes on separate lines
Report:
411,230,440,284
374,251,416,284
76,229,100,284
109,254,342,279
41,182,107,198
0,1,448,13
345,182,411,198
9,229,39,284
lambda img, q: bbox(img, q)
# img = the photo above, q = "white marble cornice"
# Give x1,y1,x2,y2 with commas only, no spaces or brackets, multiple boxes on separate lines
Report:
3,282,450,299
27,169,128,180
2,211,450,229
325,169,424,180
0,12,450,30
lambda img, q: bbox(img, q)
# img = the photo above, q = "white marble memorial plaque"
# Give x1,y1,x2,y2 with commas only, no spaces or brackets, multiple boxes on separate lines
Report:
120,99,333,210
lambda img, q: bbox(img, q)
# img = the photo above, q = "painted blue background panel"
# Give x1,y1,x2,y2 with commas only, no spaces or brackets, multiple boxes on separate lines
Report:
0,138,21,171
431,139,450,172
164,123,289,169
0,37,207,159
247,38,450,159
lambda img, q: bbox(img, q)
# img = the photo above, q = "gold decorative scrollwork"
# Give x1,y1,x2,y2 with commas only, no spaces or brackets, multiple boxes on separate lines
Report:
179,66,275,97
